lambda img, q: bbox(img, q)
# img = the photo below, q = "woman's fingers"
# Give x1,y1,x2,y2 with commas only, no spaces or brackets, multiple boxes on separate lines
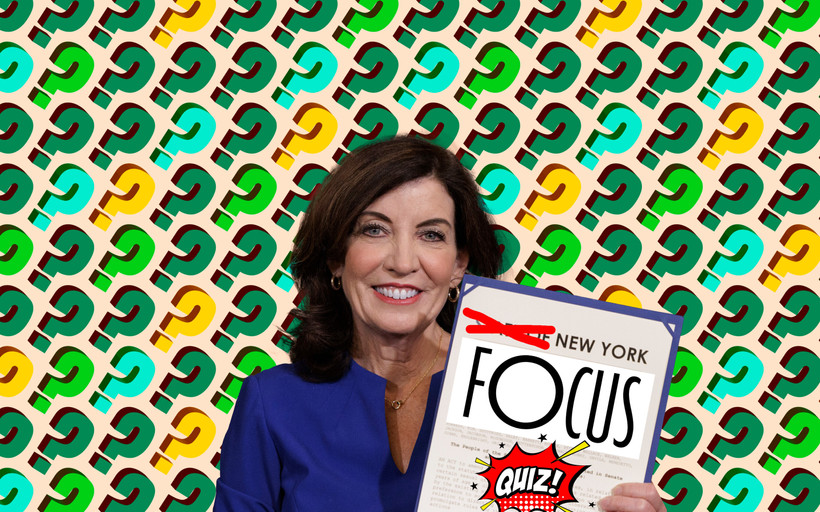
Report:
598,483,667,512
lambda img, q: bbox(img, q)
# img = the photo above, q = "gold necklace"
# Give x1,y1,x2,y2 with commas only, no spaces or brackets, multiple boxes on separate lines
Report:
385,330,443,410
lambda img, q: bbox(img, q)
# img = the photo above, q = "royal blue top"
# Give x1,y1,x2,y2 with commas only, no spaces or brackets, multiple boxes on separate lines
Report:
214,360,444,512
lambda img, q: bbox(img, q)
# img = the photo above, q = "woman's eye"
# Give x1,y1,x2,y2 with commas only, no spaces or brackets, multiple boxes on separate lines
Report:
422,230,445,241
362,224,384,236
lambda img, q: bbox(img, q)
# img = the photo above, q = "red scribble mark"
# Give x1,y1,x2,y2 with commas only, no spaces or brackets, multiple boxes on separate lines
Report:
478,442,588,512
463,308,555,349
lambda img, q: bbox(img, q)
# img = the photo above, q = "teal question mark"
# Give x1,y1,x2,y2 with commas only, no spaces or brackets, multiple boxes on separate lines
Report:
151,103,216,171
153,164,217,231
639,224,703,292
213,0,278,48
29,164,94,231
640,103,703,170
39,468,95,512
760,0,820,48
213,42,277,109
275,0,339,47
334,0,398,48
395,41,459,109
640,42,703,108
273,41,338,109
213,164,277,230
30,42,94,109
518,42,581,108
460,102,520,169
213,224,277,292
638,163,703,231
518,224,581,287
457,41,520,109
91,0,157,48
30,224,95,291
152,42,217,109
700,164,764,231
760,407,820,475
0,225,33,276
0,468,33,512
34,407,94,473
152,225,216,292
0,0,33,32
578,164,642,230
761,42,820,108
213,104,277,170
699,224,765,292
30,345,94,413
91,42,156,109
699,346,764,414
0,103,33,154
91,345,156,414
94,285,156,353
707,468,764,512
0,42,33,93
475,163,520,215
0,285,33,336
91,224,156,292
579,224,642,292
579,42,642,109
577,103,642,170
699,42,764,109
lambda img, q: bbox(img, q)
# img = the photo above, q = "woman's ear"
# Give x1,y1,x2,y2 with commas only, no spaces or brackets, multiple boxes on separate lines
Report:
450,250,469,286
327,260,343,277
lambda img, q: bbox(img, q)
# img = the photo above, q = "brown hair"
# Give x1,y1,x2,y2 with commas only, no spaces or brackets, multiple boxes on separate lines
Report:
289,136,501,381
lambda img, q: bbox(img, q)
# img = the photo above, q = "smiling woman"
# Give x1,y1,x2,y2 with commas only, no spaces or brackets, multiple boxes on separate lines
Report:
214,136,667,512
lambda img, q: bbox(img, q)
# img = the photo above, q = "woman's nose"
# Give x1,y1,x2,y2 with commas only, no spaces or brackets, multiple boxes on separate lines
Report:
384,237,419,274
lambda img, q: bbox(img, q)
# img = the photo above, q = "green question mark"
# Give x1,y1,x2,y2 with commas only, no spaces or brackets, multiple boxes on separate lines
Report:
153,164,217,231
91,225,156,292
638,164,703,231
0,225,33,276
457,41,520,109
213,164,277,230
334,0,399,48
30,42,94,109
30,346,94,414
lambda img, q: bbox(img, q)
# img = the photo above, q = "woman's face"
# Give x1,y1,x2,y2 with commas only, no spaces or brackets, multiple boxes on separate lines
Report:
331,177,469,341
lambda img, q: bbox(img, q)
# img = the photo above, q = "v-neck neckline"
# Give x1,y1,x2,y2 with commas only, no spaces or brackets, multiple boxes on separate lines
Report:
350,358,444,475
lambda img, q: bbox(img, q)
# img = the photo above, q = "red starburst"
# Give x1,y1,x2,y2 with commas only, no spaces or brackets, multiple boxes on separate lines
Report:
478,443,588,512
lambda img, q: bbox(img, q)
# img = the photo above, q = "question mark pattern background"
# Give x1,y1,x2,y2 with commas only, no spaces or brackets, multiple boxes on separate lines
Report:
1,0,819,511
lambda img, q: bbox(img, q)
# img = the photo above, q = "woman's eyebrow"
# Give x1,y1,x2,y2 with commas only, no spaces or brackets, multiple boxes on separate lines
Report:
357,211,391,222
417,218,452,229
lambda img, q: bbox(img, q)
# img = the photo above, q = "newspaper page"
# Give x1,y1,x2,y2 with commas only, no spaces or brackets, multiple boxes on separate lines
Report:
416,275,682,512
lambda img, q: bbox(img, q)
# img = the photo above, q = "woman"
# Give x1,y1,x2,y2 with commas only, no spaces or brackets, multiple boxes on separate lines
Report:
215,136,666,512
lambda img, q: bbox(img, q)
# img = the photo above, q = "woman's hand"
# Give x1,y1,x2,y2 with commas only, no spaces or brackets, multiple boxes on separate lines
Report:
598,483,667,511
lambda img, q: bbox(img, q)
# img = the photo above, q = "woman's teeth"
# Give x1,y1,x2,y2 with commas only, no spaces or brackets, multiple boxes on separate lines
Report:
375,287,419,300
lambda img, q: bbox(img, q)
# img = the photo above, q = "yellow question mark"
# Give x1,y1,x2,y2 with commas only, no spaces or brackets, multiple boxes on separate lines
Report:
151,0,217,48
90,164,156,231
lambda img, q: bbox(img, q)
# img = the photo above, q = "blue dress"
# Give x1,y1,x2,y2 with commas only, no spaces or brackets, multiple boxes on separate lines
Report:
214,360,444,512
